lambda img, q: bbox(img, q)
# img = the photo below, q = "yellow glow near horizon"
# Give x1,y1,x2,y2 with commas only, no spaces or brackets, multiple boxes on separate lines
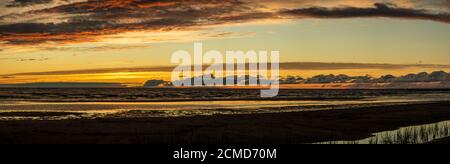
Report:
4,66,450,86
1,18,450,84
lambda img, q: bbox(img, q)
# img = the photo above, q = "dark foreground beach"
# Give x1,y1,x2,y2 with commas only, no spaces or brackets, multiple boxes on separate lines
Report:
429,138,450,144
0,102,450,144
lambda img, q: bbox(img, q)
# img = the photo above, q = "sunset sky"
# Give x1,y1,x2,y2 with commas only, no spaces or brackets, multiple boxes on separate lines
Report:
1,0,450,85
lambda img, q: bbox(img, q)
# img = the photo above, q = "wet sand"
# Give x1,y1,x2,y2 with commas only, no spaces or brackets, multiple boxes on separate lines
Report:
1,102,450,144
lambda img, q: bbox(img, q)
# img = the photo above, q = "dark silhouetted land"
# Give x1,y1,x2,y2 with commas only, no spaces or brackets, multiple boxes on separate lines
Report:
1,102,450,144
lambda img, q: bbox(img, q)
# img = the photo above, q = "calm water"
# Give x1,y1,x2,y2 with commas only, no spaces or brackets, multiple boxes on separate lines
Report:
1,88,450,120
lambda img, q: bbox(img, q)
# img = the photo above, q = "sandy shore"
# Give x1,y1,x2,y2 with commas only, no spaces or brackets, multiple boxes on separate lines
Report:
1,102,450,144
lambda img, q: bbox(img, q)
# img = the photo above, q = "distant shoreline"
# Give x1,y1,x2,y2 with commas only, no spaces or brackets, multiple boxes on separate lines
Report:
0,97,368,103
2,88,450,103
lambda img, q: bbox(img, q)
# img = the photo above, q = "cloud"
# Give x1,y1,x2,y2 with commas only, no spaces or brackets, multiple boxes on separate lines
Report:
42,44,152,51
296,71,450,84
410,0,450,12
305,74,354,84
279,76,304,84
6,0,53,7
137,71,450,86
1,75,15,79
0,57,49,62
282,3,450,23
279,62,450,70
0,0,267,45
391,71,450,82
278,71,450,84
0,82,126,88
3,66,175,76
1,1,449,46
16,58,49,62
3,62,450,77
143,80,172,87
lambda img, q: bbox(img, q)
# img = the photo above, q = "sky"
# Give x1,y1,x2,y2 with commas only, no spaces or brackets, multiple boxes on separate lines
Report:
1,0,450,85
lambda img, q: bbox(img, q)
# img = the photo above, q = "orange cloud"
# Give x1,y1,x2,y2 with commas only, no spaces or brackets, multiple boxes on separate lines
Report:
0,0,449,47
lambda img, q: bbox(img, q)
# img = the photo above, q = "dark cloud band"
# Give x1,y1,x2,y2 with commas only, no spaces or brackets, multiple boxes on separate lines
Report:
0,1,449,45
282,3,450,23
6,0,53,7
1,0,259,45
3,62,450,77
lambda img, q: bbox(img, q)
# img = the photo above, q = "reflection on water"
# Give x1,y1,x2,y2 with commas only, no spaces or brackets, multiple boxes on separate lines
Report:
0,99,439,120
1,90,450,120
318,121,450,144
